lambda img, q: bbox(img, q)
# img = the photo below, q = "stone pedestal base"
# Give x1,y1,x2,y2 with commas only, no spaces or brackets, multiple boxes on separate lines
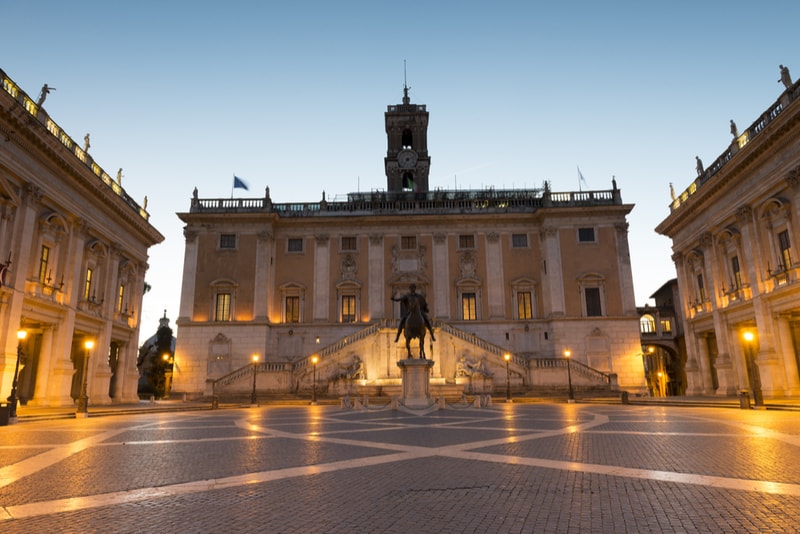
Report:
397,358,435,409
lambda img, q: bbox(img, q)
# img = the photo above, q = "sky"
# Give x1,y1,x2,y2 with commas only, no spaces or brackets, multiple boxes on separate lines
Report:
3,1,799,343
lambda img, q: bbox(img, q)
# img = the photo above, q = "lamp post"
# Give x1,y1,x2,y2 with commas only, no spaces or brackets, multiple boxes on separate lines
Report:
77,338,95,417
8,330,27,419
743,331,764,408
565,349,575,403
251,354,259,406
504,352,512,402
162,353,174,399
311,355,319,405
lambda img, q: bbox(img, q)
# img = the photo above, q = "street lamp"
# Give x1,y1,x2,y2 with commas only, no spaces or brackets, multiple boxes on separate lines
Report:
77,338,95,417
251,354,259,406
565,349,575,403
311,355,319,405
8,330,27,419
162,353,174,399
504,352,512,402
743,331,764,408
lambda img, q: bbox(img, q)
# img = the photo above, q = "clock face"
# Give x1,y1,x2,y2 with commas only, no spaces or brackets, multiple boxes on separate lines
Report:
398,149,418,169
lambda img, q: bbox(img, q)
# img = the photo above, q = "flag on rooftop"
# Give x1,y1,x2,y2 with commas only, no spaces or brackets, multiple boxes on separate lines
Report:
233,175,249,190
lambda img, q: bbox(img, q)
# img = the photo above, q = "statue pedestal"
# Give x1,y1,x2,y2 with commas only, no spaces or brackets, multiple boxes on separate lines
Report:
397,359,435,409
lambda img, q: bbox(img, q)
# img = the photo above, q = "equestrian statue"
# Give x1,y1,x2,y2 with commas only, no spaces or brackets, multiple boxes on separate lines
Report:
392,284,435,359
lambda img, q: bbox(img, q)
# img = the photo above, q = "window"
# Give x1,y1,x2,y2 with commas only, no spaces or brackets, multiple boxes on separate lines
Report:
280,283,305,323
215,293,231,321
578,227,596,243
511,234,528,248
84,268,93,300
38,245,50,283
778,230,792,270
660,319,672,333
462,293,477,320
117,284,125,313
288,238,304,253
341,295,356,323
285,296,300,323
341,236,357,251
401,236,417,250
640,314,656,333
458,235,475,249
697,273,706,301
585,287,602,316
517,291,533,319
731,256,742,289
219,234,237,249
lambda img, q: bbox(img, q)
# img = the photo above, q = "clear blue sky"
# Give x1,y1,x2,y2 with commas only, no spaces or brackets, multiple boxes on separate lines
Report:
4,1,798,342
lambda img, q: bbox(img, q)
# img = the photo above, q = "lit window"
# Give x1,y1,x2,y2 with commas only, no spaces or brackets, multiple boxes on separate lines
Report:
84,268,93,300
640,314,656,333
511,234,528,248
462,293,477,320
341,295,356,323
215,293,231,321
778,230,792,270
117,284,125,313
219,234,237,249
697,273,706,301
660,319,672,333
285,296,299,323
517,291,533,319
38,245,50,283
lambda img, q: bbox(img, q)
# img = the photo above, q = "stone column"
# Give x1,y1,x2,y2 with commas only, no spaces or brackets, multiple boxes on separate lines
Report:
253,230,273,320
614,222,637,314
432,233,449,319
178,228,199,321
368,234,384,319
485,232,504,318
313,235,330,322
539,226,565,316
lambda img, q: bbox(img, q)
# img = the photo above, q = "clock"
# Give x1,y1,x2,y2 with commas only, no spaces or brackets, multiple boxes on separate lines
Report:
397,149,418,169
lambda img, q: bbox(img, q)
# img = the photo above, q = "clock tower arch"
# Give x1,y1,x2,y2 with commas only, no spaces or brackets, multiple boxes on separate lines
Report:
385,85,430,192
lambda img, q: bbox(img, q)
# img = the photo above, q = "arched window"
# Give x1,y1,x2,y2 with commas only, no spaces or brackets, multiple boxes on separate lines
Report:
640,314,656,334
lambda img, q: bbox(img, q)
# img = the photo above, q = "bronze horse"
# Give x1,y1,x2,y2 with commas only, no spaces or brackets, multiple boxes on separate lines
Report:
403,294,427,359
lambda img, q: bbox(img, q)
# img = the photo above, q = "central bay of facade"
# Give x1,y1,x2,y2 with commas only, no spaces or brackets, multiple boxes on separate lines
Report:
172,86,645,400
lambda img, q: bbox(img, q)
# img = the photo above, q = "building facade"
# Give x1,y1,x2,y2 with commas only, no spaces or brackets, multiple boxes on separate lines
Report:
637,279,687,396
656,74,800,399
0,70,164,407
173,88,645,398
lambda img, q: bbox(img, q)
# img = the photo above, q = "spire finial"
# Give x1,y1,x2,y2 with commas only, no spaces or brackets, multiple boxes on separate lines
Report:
402,60,410,105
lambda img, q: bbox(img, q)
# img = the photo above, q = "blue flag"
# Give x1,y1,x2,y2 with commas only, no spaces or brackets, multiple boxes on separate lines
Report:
233,175,249,190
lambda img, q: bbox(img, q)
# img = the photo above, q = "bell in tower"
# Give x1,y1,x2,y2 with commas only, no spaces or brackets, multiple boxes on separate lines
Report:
384,85,430,193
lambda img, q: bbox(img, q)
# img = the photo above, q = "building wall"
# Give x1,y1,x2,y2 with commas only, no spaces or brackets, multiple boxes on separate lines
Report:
173,192,645,396
657,80,800,398
0,70,164,407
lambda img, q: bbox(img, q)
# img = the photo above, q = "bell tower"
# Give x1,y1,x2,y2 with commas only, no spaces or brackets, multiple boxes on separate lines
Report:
385,85,430,192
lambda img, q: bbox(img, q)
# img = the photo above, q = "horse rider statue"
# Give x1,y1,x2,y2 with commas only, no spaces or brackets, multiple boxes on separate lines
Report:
391,284,436,342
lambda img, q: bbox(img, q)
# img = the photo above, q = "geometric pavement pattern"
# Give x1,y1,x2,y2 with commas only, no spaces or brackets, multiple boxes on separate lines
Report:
0,404,798,533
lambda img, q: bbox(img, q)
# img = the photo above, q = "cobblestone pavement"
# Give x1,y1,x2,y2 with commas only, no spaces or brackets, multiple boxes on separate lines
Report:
1,403,798,533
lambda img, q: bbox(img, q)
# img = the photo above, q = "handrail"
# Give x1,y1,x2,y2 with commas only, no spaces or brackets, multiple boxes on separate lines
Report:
531,358,611,384
189,187,622,216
